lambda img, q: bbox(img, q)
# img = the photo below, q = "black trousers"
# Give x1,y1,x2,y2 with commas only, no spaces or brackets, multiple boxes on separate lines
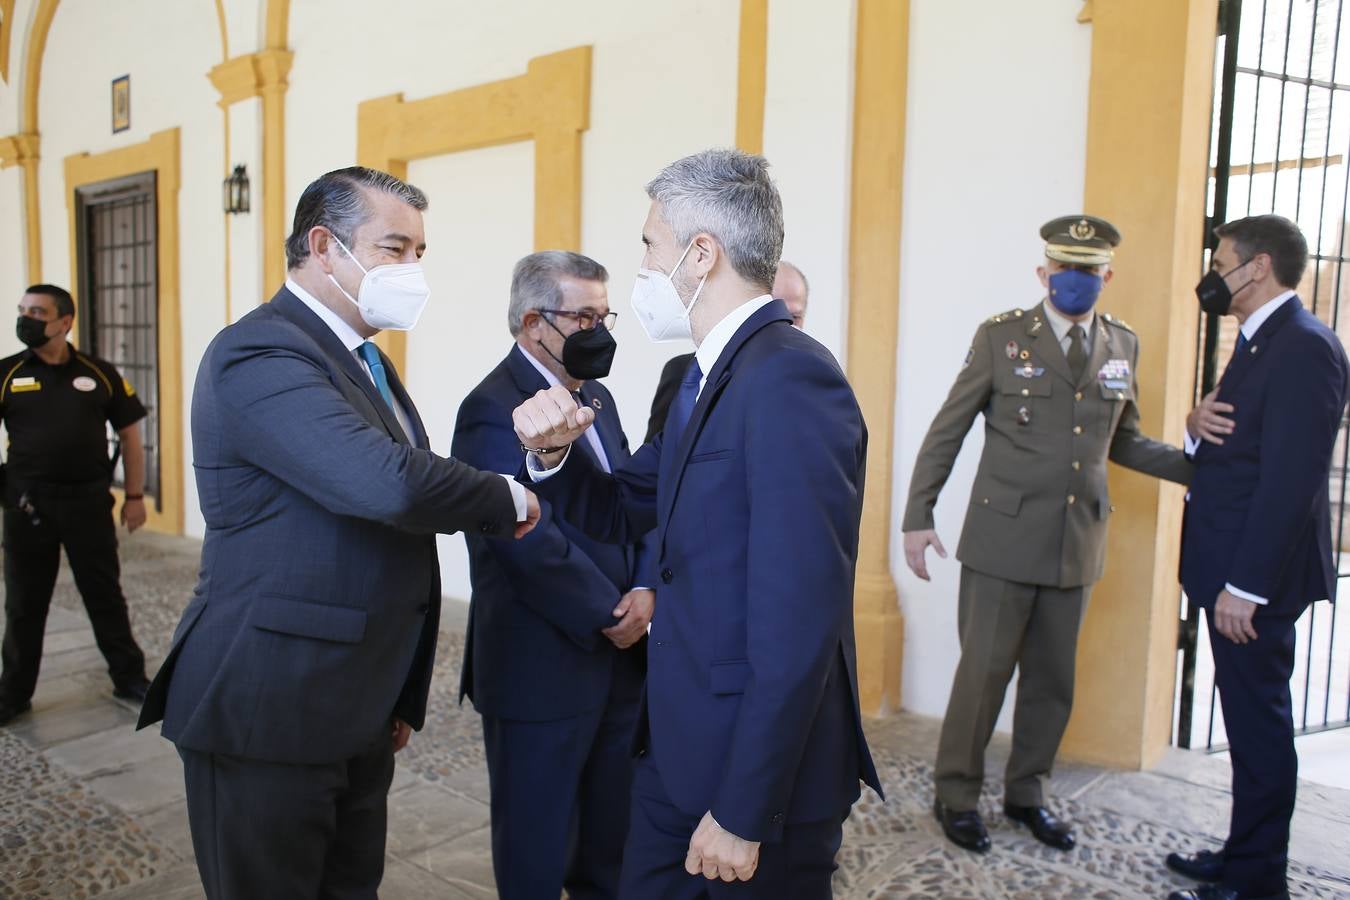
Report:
180,738,396,900
619,755,847,899
1208,602,1307,897
0,488,145,703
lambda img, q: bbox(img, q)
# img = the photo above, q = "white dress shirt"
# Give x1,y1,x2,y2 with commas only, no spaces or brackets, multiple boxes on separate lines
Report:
1182,289,1297,606
286,278,527,522
1042,301,1095,356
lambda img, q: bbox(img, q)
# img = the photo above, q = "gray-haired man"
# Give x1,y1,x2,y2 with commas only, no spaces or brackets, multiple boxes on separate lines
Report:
512,149,880,898
452,251,655,899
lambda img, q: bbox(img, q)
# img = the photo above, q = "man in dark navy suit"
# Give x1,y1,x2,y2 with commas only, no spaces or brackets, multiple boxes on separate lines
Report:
513,149,880,898
138,167,540,899
1167,214,1349,900
452,251,654,900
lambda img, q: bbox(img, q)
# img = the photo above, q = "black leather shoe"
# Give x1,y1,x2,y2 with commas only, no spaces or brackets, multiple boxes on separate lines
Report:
933,799,991,853
1003,803,1075,850
1166,849,1224,882
0,698,33,726
1166,888,1238,900
112,678,150,704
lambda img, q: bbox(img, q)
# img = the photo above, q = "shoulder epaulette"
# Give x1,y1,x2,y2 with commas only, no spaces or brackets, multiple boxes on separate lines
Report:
985,307,1026,326
1101,312,1135,333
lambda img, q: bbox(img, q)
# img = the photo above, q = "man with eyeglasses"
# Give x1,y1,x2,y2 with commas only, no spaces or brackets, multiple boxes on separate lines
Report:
452,250,655,899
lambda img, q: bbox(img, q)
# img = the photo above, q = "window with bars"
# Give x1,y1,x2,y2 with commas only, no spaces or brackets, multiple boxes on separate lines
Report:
74,172,160,507
1176,0,1350,749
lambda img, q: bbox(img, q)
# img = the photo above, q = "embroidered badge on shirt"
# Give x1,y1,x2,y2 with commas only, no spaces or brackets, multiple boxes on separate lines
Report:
963,346,974,369
1013,365,1045,378
122,377,136,396
72,376,97,392
1006,341,1019,359
10,376,40,393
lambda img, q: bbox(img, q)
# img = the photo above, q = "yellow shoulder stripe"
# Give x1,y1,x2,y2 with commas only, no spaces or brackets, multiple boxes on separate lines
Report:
1,359,27,398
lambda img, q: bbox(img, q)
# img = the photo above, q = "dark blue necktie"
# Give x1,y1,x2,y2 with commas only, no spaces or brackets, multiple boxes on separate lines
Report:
357,341,396,412
1234,331,1248,355
664,357,703,448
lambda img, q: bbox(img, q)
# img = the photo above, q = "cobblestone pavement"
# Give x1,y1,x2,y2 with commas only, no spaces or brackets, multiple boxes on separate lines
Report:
2,533,1349,899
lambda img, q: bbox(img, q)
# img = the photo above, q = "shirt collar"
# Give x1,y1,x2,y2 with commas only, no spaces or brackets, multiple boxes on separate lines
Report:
694,294,776,380
1042,300,1095,344
516,343,564,389
1240,289,1296,340
286,278,366,353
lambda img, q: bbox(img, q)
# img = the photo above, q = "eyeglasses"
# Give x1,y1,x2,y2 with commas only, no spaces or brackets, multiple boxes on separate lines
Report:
540,309,618,331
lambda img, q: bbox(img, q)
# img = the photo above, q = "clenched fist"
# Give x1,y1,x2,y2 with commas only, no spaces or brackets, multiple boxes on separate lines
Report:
513,385,596,451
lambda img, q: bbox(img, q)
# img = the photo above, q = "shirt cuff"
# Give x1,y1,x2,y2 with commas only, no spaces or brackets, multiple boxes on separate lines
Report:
1224,583,1269,606
500,475,528,523
526,445,571,482
1183,430,1200,456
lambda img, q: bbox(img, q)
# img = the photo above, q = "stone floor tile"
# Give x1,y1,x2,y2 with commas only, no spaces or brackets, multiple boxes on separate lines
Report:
409,826,498,896
81,754,188,815
386,780,492,855
45,722,178,777
379,858,483,899
137,800,197,862
6,696,138,750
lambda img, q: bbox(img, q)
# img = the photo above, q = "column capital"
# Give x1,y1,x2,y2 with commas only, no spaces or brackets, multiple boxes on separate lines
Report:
208,49,294,108
0,132,40,168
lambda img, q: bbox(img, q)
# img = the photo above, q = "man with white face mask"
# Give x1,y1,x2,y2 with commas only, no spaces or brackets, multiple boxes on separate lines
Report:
512,149,880,898
138,166,541,900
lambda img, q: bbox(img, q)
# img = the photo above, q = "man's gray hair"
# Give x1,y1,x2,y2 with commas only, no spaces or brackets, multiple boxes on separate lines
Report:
778,260,809,301
646,149,784,290
285,167,429,270
509,251,609,336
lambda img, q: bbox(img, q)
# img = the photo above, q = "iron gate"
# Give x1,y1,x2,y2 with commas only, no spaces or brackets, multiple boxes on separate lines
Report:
1175,0,1350,750
74,172,160,507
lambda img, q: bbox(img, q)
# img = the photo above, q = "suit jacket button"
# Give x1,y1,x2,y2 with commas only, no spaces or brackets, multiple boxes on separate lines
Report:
479,522,493,533
1067,494,1076,505
661,568,674,584
770,812,785,824
418,603,430,613
1072,425,1083,435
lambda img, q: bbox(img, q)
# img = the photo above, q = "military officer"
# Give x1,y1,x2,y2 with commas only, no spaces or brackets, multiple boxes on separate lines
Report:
902,216,1194,855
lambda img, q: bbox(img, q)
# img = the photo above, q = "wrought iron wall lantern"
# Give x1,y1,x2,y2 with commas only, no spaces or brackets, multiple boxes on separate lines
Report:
222,164,250,215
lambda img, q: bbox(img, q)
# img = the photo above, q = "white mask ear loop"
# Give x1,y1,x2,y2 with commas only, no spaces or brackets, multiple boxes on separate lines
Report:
327,235,368,306
669,239,707,322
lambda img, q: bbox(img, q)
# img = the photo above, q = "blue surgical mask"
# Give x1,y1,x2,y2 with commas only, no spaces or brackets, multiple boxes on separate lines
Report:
1047,269,1104,317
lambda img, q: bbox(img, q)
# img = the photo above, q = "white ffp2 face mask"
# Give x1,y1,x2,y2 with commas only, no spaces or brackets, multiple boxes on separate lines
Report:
327,236,431,332
630,240,707,343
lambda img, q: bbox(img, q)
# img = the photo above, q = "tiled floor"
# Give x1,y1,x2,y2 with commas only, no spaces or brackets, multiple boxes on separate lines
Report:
2,532,1349,899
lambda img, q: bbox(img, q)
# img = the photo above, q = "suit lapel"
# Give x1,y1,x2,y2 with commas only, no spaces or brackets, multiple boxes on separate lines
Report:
657,300,793,545
580,383,625,468
1218,296,1302,398
383,360,424,449
272,289,411,444
1077,316,1113,390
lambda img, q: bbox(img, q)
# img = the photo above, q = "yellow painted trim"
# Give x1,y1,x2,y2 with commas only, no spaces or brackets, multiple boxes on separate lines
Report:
735,0,768,154
1059,0,1217,770
1078,1,1094,24
0,0,15,83
357,46,592,372
258,48,293,293
846,0,908,716
213,0,229,59
207,54,261,108
265,0,290,50
16,0,60,282
64,129,186,536
1,132,41,283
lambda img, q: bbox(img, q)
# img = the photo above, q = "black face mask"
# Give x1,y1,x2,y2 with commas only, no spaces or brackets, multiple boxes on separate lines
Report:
16,316,50,349
540,318,616,380
1195,258,1254,316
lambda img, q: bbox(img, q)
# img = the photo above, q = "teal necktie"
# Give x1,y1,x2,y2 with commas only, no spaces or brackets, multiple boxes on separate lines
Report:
357,341,396,411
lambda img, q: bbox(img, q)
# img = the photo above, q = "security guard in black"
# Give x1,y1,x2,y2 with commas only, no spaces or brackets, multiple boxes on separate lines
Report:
0,284,150,726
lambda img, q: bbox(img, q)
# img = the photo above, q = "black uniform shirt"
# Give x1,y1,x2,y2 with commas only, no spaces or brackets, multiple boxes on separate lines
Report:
0,345,147,486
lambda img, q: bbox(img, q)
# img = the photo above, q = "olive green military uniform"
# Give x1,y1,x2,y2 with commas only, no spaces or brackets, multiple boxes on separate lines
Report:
904,300,1191,812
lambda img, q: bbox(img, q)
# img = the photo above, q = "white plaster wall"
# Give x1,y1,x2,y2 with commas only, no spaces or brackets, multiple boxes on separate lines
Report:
34,0,227,540
893,0,1093,727
0,170,25,356
762,0,856,363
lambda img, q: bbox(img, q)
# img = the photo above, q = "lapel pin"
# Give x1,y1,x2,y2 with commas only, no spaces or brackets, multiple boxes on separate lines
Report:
1006,341,1019,359
1250,345,1258,354
1019,350,1031,360
592,397,603,409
